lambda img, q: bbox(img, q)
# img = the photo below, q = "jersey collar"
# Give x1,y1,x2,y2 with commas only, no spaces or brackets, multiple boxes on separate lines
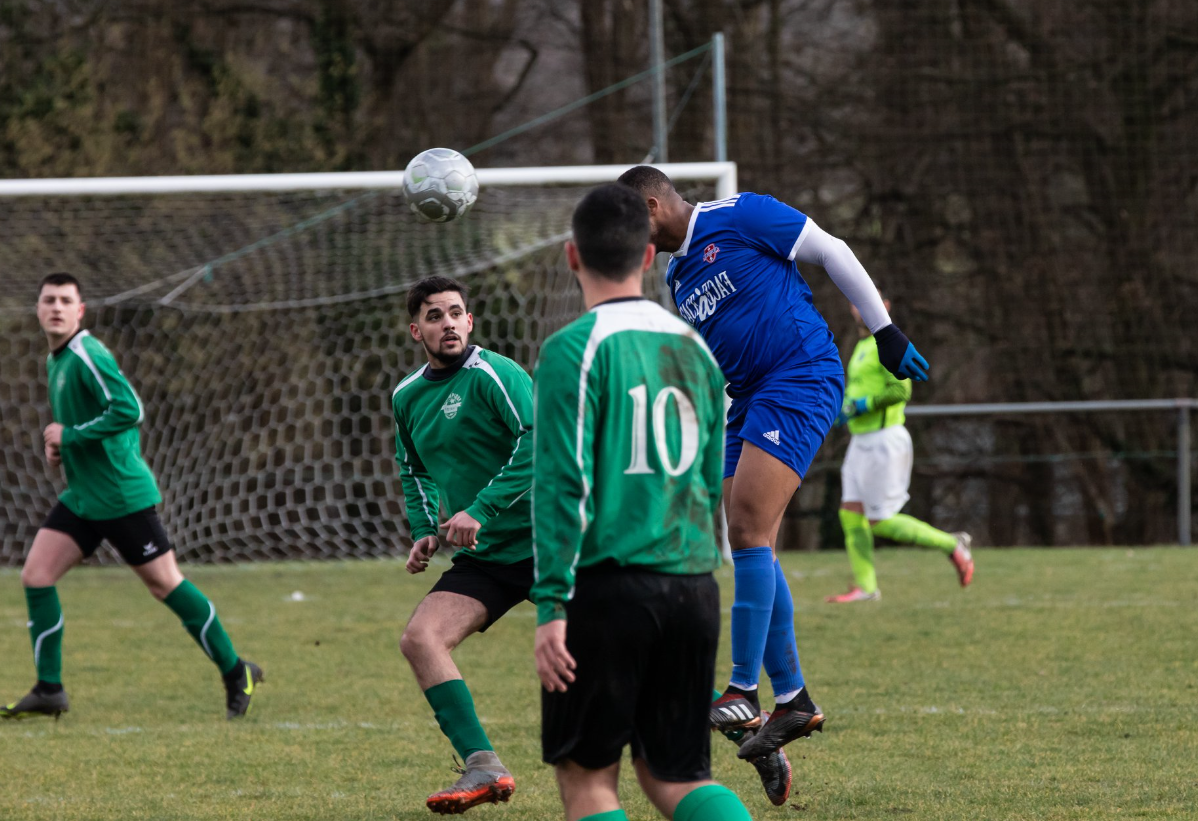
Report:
422,345,478,383
671,203,704,258
50,328,86,358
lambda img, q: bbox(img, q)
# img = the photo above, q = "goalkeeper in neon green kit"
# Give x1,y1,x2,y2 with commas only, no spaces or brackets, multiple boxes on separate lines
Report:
3,273,262,721
828,298,974,603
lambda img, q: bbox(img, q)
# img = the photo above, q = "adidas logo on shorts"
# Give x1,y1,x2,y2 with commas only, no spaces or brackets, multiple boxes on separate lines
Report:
763,430,781,445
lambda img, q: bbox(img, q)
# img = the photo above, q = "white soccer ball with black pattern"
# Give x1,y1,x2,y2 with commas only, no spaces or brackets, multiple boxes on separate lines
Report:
402,148,479,223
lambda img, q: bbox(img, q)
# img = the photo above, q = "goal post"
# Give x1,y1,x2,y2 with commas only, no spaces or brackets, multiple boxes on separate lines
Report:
0,162,737,565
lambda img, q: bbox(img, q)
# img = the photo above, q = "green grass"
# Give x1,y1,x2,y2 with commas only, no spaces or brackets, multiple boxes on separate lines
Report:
2,547,1196,820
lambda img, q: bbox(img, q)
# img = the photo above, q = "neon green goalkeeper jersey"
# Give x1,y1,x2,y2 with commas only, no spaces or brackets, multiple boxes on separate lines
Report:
392,346,533,565
531,298,727,625
845,334,912,434
47,330,162,520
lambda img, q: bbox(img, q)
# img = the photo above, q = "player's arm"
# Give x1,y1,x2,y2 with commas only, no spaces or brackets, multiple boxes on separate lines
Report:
735,194,929,381
844,371,912,421
792,220,929,382
529,334,593,628
463,360,534,527
393,411,441,544
56,341,146,448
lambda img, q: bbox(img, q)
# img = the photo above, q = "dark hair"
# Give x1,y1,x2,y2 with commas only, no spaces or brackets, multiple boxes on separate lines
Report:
616,165,675,197
571,184,652,281
406,276,469,318
38,272,82,300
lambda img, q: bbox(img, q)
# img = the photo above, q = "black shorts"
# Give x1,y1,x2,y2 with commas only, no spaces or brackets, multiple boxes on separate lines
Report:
541,567,720,782
41,502,172,566
429,552,534,632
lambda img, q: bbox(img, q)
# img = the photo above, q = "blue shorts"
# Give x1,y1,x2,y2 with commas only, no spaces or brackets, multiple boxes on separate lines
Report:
724,372,844,480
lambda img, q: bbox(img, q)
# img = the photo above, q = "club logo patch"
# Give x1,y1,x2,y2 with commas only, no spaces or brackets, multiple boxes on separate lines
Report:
703,243,720,264
441,393,463,419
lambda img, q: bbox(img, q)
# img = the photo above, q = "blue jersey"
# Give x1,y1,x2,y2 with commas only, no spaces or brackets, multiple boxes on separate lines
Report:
665,193,842,397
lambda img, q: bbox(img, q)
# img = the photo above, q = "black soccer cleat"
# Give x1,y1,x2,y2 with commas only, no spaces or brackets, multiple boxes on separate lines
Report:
736,702,825,760
224,660,264,719
1,687,69,720
730,711,793,806
709,690,762,732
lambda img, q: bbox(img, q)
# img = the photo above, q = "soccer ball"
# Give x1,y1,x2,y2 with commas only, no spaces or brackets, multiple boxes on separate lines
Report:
402,148,479,223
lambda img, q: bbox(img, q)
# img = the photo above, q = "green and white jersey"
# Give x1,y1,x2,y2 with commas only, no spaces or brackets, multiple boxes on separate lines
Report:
845,334,912,435
47,330,161,520
392,346,533,565
531,298,727,625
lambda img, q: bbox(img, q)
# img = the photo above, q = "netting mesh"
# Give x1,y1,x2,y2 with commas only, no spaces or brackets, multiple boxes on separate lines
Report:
0,179,701,564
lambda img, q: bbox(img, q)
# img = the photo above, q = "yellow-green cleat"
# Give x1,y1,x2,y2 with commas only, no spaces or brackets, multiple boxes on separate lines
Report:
223,660,263,719
1,687,69,720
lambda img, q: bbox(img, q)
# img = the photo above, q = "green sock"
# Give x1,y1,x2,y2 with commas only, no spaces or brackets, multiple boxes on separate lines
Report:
25,587,64,684
578,812,628,821
163,580,240,675
674,784,751,821
425,679,494,760
839,509,878,593
872,513,957,552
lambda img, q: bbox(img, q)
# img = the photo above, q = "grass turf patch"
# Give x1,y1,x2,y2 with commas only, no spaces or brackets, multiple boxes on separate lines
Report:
1,547,1195,820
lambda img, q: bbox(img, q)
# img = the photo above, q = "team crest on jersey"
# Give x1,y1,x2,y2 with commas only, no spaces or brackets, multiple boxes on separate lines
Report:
703,243,720,264
441,393,463,419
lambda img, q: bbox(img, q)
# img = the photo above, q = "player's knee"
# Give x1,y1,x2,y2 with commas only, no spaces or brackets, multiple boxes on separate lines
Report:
142,577,175,601
20,564,54,588
726,517,769,551
399,622,438,661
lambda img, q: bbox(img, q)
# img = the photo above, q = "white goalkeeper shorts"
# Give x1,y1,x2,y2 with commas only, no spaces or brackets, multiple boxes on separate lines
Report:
840,424,913,521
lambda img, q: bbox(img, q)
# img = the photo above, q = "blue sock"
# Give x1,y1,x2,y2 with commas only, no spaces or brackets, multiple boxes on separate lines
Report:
763,559,805,697
730,546,776,688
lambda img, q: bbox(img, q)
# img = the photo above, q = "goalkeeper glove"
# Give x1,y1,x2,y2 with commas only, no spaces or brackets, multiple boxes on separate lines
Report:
874,324,929,381
835,397,870,427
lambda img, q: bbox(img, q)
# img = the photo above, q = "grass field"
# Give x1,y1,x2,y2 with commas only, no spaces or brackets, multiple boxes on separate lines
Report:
2,547,1195,821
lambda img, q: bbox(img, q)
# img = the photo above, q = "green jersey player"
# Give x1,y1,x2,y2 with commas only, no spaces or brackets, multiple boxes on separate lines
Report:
2,273,262,722
531,184,753,821
827,298,974,602
393,276,533,815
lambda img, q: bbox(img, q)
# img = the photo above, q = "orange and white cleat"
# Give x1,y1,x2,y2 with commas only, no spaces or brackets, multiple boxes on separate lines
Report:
426,751,515,815
949,533,974,587
824,586,881,604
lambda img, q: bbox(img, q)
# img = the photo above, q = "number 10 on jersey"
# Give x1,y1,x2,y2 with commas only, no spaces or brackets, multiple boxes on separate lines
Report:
625,385,700,476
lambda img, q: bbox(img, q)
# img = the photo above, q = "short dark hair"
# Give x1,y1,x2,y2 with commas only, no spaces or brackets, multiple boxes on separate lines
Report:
616,165,675,197
571,184,652,281
406,275,469,318
38,272,82,300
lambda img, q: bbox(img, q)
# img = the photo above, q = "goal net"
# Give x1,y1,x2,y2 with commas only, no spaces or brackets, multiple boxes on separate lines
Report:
0,164,734,564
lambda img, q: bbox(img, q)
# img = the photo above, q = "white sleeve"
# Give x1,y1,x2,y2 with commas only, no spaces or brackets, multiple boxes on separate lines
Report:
792,219,892,333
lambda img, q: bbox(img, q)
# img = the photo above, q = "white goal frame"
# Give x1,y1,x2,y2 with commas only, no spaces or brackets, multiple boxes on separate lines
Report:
0,162,738,199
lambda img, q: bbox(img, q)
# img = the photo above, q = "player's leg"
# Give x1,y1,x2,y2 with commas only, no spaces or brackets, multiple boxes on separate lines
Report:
828,501,881,602
406,555,529,813
114,510,262,718
865,426,974,585
734,377,840,759
634,573,752,820
555,760,625,821
828,433,881,602
1,514,91,720
401,592,491,759
713,439,798,731
543,568,647,820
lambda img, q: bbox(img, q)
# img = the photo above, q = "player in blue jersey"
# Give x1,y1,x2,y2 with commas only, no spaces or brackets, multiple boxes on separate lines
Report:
617,166,929,761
